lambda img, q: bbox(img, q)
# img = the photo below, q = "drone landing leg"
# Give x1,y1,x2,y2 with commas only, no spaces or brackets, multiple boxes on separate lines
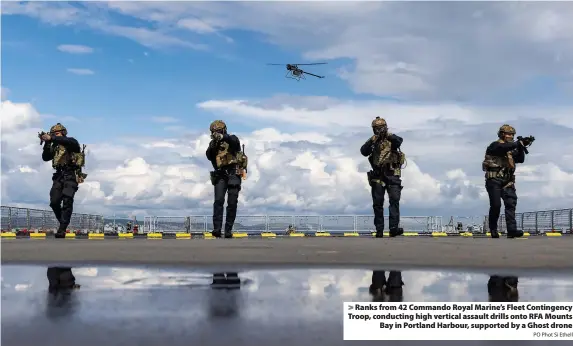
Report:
285,71,300,81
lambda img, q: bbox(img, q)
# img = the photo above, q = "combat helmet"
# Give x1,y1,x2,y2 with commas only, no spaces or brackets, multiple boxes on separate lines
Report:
210,120,227,132
371,116,387,128
498,124,515,138
49,123,67,136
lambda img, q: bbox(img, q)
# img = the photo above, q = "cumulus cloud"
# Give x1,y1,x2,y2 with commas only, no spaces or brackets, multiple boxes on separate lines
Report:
57,44,94,54
1,97,571,218
66,68,94,75
2,2,572,219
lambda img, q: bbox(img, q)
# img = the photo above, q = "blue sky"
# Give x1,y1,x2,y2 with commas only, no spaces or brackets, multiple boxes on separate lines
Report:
1,2,572,218
2,10,353,142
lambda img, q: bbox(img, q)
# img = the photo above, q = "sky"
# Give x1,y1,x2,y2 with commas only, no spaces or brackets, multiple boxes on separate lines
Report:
1,1,572,220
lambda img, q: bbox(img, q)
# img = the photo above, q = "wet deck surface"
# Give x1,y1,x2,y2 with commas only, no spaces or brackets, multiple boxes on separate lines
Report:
2,237,573,271
2,265,573,345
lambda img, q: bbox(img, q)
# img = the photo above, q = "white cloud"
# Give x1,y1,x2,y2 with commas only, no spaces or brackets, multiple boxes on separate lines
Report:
6,2,573,101
2,2,572,218
57,44,94,54
177,18,217,34
1,97,571,218
66,68,94,75
66,1,573,102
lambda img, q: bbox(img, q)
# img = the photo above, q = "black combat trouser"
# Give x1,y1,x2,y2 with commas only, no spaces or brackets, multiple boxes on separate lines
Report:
485,178,522,238
370,174,402,237
369,270,404,302
49,171,78,237
211,170,241,238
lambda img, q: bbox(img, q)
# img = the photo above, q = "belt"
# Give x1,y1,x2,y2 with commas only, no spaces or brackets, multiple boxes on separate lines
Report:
485,171,504,179
486,170,515,188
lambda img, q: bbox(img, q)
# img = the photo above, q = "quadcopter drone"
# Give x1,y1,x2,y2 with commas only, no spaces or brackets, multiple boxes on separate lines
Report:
267,62,326,81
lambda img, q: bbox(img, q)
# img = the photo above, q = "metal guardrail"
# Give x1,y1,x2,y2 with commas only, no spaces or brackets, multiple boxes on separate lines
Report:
489,208,573,233
0,205,104,233
143,215,444,233
2,205,571,235
144,208,572,234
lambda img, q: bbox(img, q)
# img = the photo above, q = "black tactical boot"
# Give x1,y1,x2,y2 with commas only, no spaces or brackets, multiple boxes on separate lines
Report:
389,227,404,237
224,224,234,238
211,273,227,288
225,273,241,288
385,271,404,302
55,225,67,239
369,270,386,300
211,230,222,238
490,229,500,238
507,230,524,239
375,230,384,238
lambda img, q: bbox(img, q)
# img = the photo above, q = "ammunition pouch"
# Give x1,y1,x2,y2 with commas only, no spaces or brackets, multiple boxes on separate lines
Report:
392,165,402,177
210,171,221,185
210,168,242,188
367,170,385,186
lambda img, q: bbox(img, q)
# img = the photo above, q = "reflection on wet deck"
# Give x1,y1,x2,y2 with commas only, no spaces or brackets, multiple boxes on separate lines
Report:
2,266,573,345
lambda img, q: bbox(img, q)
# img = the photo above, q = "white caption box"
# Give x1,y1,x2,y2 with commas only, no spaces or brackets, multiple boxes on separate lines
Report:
343,302,573,340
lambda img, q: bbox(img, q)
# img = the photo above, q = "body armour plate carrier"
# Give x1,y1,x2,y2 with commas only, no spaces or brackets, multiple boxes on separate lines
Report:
482,140,515,172
52,144,86,169
215,142,237,168
371,139,405,173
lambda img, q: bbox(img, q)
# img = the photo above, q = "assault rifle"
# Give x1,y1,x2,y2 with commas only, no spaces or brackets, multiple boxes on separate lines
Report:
517,135,535,154
211,132,223,142
38,131,49,145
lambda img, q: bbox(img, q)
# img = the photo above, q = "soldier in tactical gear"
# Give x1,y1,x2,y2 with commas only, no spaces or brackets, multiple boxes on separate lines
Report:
482,124,533,239
360,117,405,238
206,120,247,238
40,123,83,238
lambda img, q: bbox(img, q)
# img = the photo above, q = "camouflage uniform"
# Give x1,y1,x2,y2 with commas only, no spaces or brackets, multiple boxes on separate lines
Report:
205,120,247,238
482,124,527,238
41,123,83,238
360,117,405,238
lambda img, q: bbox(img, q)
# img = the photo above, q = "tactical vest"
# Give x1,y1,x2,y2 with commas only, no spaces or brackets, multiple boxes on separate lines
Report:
371,139,405,176
52,144,86,169
482,140,515,172
215,142,236,168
